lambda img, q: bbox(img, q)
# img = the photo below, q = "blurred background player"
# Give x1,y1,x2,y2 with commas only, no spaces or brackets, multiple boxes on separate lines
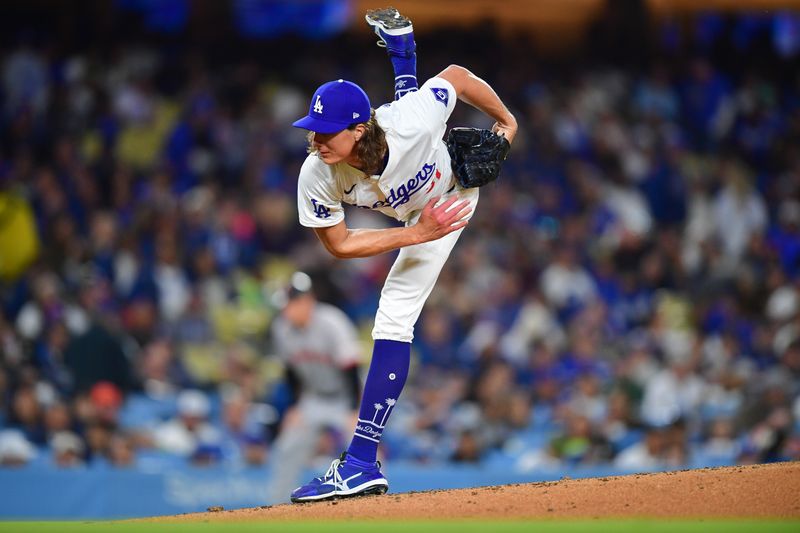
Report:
267,272,362,503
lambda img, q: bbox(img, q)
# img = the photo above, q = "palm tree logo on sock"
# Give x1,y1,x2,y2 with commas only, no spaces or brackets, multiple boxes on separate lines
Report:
364,398,397,428
380,398,396,426
356,398,398,442
370,403,384,424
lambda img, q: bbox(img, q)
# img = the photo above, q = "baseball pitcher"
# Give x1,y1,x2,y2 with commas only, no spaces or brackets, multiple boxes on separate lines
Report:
289,7,517,502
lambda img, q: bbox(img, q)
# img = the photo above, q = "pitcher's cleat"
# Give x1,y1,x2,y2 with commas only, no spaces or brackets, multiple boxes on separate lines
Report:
365,7,416,58
290,452,389,503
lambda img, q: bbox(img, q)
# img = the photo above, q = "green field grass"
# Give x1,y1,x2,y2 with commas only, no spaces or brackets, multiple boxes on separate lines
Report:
2,521,799,533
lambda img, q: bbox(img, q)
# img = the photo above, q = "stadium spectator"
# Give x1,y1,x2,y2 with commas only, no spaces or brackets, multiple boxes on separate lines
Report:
150,389,220,457
42,401,73,441
107,432,137,468
0,429,37,467
218,387,271,467
614,426,668,471
8,386,46,446
50,431,85,468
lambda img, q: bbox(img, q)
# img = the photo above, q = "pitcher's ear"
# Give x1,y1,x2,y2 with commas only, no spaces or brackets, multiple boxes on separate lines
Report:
353,123,367,141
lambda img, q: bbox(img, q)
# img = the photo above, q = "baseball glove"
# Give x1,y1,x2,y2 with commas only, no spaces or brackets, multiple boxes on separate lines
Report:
446,127,511,189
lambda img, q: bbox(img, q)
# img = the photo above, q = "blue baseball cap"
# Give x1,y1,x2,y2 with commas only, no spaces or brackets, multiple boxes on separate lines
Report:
292,79,371,134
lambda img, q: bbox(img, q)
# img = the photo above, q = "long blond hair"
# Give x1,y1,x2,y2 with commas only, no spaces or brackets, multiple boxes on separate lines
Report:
306,110,387,175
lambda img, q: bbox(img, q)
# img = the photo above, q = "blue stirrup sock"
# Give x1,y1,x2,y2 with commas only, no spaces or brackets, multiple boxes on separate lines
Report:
391,54,418,100
347,339,410,463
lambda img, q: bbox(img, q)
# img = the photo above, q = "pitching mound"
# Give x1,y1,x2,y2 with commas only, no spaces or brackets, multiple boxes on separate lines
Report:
152,461,799,522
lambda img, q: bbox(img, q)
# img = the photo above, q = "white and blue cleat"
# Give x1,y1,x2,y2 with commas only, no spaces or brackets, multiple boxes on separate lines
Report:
365,7,416,58
290,452,389,503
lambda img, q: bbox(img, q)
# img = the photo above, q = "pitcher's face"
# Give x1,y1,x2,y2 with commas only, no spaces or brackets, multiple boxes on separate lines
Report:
311,125,364,166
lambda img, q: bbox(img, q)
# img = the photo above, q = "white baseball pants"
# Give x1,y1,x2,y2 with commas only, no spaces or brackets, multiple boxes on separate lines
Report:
372,186,479,342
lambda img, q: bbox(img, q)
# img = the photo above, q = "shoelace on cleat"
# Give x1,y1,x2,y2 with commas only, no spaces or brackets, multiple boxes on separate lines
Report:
319,454,380,482
320,457,344,485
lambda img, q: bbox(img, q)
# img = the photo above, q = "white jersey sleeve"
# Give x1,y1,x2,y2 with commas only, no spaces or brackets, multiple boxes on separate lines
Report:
297,154,345,228
388,76,457,135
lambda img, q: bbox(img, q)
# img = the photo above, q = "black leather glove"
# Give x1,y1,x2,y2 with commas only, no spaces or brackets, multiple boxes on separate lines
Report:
446,127,511,189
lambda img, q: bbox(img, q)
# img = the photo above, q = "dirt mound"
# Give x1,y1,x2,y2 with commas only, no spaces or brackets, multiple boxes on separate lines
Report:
153,461,800,522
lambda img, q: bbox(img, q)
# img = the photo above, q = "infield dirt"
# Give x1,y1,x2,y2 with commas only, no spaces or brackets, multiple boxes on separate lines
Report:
151,461,800,522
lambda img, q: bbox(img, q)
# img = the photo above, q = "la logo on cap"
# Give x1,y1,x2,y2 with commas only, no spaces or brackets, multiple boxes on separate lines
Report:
292,79,371,134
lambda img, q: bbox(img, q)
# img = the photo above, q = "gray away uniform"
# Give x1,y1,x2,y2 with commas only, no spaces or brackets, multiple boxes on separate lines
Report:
267,302,362,503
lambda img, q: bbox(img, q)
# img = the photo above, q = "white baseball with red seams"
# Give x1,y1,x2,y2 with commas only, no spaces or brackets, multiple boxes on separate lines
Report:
297,76,479,343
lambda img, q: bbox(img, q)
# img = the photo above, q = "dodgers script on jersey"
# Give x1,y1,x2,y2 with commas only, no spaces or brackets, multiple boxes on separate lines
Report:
297,77,459,228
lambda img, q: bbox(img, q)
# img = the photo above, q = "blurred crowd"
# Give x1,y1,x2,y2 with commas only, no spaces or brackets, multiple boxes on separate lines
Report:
1,9,799,475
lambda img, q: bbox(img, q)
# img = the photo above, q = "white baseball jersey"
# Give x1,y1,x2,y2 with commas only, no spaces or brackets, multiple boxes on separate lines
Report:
271,302,361,401
297,77,458,227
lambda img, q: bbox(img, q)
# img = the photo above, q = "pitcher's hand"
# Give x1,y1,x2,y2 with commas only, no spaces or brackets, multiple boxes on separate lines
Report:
412,196,471,244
